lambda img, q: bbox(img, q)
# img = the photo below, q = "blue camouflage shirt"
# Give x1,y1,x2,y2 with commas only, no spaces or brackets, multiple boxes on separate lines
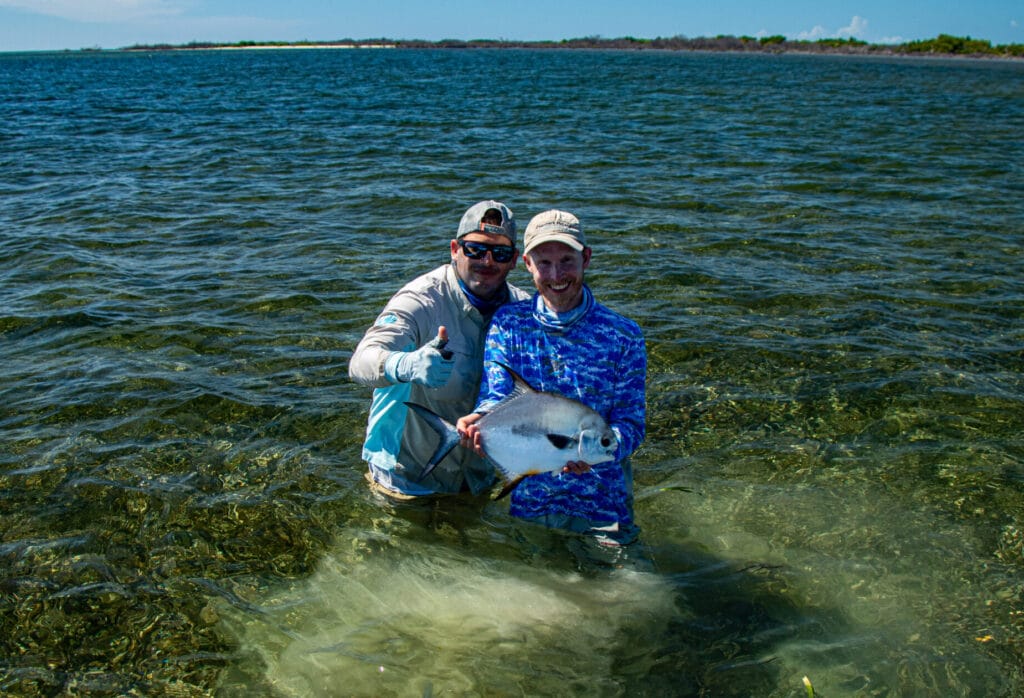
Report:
475,289,647,536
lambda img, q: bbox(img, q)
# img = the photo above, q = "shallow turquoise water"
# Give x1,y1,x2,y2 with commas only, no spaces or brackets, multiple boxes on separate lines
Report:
1,48,1023,696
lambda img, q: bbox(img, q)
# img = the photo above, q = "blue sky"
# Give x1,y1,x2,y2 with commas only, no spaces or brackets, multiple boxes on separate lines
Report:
1,0,1021,52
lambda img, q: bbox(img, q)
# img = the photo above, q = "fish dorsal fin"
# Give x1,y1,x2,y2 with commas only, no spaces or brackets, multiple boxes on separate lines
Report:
495,362,534,399
487,362,537,414
546,434,576,450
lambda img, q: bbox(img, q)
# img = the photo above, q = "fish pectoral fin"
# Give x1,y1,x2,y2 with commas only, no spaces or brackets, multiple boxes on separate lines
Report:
546,434,577,450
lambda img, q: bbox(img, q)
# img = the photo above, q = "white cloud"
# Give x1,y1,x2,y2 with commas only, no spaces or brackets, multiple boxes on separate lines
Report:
0,0,183,22
837,15,868,39
797,24,829,41
794,15,869,41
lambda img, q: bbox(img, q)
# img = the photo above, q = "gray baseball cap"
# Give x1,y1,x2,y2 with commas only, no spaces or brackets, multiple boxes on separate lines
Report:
457,200,516,241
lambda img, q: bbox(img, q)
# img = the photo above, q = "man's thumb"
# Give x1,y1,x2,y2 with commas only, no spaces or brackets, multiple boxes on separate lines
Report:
428,326,453,359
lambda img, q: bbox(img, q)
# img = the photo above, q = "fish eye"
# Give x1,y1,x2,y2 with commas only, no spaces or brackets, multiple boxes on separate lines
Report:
601,437,612,448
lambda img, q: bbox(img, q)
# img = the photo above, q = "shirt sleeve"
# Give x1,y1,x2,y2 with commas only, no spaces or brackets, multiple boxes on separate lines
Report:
348,292,423,389
473,310,515,413
608,330,647,460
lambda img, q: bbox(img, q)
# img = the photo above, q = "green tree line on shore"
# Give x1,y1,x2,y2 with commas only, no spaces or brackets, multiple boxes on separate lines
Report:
124,34,1024,58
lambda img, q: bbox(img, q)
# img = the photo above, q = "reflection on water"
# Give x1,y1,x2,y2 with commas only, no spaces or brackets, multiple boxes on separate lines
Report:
211,474,1011,697
644,477,1010,695
221,498,675,696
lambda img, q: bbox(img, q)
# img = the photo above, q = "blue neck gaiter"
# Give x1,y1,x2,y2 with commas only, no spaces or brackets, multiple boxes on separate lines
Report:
533,285,594,332
456,274,511,316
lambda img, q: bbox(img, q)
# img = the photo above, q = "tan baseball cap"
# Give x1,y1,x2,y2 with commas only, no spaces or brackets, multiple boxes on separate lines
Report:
523,209,586,255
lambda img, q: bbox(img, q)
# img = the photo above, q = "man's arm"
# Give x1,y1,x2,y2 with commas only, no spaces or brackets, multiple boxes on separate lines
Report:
348,297,420,388
608,331,647,460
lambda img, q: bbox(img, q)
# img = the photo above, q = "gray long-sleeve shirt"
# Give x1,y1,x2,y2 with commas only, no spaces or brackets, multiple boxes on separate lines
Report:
348,263,529,494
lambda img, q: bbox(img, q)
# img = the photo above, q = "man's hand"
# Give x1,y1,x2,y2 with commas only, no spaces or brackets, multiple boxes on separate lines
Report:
562,461,592,475
456,412,486,457
384,326,455,387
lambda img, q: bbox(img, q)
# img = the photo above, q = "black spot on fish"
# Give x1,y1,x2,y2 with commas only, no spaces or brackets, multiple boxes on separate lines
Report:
546,434,575,450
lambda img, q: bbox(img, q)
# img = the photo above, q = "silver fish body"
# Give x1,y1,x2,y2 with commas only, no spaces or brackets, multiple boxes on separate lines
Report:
406,363,618,498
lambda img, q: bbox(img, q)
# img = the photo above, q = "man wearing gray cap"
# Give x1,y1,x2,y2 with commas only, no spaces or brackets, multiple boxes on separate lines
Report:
460,209,647,545
349,201,530,497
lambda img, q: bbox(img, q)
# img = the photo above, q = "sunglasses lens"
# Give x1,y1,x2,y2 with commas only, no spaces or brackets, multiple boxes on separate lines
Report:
491,246,514,263
461,241,514,263
461,242,487,259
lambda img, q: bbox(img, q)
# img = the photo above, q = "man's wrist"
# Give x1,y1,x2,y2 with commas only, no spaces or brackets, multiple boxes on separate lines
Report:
383,352,408,383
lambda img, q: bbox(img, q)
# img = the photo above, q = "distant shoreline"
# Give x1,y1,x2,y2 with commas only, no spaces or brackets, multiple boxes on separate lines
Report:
195,44,396,51
115,35,1024,60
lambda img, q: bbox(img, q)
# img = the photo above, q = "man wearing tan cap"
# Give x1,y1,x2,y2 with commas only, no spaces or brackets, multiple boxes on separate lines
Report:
460,209,647,545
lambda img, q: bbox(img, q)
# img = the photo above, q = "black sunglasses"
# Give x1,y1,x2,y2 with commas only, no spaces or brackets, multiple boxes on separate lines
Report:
458,240,516,264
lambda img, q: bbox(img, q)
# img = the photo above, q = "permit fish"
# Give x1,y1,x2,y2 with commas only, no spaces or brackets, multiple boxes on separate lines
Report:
405,363,618,498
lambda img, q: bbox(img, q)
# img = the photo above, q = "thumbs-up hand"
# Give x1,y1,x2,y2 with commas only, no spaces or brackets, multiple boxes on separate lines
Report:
384,326,456,388
427,325,454,360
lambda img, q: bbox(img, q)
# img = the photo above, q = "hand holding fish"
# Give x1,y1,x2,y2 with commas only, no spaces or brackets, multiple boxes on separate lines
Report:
562,460,592,475
458,413,591,473
407,364,614,498
456,412,485,456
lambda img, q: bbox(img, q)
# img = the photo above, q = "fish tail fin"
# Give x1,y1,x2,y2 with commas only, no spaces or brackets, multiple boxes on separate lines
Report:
404,402,461,481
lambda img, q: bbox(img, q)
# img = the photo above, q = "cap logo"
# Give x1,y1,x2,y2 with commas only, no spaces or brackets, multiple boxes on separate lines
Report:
480,223,506,235
538,221,579,234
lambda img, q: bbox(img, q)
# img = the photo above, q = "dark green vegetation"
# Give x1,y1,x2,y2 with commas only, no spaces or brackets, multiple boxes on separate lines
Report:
123,33,1024,58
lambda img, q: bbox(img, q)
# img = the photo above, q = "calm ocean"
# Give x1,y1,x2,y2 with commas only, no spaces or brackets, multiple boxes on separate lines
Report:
2,47,1023,696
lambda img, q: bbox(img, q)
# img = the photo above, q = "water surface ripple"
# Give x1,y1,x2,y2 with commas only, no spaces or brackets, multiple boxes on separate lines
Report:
2,48,1023,696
